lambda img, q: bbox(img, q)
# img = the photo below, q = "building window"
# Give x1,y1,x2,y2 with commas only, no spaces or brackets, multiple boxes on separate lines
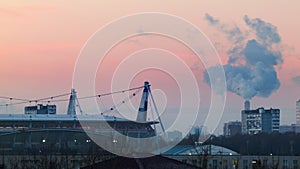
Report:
293,160,298,169
273,160,279,168
223,160,228,169
283,160,288,169
233,160,238,169
263,159,268,167
243,160,248,169
212,160,217,169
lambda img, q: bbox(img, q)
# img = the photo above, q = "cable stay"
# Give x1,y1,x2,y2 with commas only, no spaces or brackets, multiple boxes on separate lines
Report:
149,99,157,134
100,87,143,116
0,93,71,107
147,85,165,133
34,92,71,102
75,94,83,115
0,96,30,102
0,101,29,107
0,85,145,107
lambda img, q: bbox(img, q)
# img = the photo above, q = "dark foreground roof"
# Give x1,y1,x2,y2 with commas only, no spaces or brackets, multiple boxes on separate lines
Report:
81,155,199,169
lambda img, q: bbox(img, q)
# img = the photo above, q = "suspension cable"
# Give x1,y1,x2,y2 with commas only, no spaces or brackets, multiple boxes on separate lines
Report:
101,87,142,116
0,85,145,107
34,93,72,102
0,96,30,102
77,85,144,100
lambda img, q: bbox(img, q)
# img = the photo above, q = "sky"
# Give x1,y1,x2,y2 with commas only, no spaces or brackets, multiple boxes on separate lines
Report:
0,1,300,134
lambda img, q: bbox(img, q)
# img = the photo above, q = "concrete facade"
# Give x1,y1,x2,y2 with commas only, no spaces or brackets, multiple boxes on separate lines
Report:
242,108,280,134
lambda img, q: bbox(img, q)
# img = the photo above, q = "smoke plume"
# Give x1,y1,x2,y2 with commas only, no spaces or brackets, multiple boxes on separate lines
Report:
204,14,282,100
292,76,300,85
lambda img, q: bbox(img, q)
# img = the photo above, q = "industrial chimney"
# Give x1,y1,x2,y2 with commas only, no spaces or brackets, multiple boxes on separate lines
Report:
244,100,250,110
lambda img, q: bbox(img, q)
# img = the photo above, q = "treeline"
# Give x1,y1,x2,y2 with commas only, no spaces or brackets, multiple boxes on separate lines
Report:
207,132,300,155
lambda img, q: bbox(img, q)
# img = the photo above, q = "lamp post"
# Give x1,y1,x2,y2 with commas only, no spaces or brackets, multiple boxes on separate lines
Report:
246,140,249,155
41,139,46,155
290,140,294,155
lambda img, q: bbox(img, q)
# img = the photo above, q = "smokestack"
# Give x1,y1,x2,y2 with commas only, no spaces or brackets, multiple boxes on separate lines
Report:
244,100,250,110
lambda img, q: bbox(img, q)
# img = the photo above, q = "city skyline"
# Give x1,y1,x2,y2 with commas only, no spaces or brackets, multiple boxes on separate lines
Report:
0,1,300,135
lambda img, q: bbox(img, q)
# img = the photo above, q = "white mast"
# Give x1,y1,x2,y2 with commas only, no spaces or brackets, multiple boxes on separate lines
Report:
136,82,150,122
67,89,77,115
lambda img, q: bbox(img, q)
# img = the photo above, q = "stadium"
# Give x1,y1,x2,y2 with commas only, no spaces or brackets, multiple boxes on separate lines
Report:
0,82,161,168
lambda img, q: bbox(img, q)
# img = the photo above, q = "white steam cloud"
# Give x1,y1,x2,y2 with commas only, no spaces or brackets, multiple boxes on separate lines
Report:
204,14,282,100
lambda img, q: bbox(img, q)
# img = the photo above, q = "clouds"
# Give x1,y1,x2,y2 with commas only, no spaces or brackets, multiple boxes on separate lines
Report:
244,15,281,45
204,13,219,25
244,39,282,66
292,76,300,85
204,14,283,100
205,13,244,45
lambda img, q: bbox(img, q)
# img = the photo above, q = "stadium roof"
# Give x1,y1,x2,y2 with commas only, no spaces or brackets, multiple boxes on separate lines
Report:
162,145,239,156
0,114,158,124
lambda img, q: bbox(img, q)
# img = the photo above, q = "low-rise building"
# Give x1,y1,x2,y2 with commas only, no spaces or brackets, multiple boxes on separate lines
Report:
166,130,183,142
163,145,300,169
223,121,242,137
24,104,56,114
279,124,300,133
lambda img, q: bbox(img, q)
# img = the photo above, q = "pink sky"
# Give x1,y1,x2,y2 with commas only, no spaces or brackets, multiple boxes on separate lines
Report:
0,1,300,133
